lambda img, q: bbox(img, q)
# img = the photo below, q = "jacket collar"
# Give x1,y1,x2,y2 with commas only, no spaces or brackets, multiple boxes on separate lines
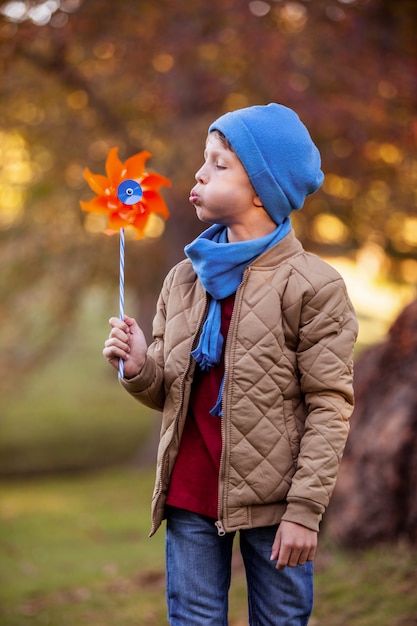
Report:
250,229,304,269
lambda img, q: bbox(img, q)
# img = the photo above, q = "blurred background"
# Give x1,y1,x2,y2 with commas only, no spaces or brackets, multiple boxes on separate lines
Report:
0,0,416,624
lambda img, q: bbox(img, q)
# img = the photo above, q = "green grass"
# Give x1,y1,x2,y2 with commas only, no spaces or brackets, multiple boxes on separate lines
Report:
0,469,166,625
1,468,416,626
312,543,417,626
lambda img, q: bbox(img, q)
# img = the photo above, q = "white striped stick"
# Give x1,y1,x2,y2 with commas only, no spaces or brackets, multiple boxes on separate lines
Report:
118,227,125,378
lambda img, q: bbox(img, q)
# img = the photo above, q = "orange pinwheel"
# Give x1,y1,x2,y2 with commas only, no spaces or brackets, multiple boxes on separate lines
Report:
80,147,171,238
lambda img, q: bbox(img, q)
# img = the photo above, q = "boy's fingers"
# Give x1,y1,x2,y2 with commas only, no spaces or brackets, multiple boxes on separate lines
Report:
103,343,128,362
109,316,128,332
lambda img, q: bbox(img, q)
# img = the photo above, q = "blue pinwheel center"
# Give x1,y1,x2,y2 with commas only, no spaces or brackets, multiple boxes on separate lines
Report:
117,179,143,205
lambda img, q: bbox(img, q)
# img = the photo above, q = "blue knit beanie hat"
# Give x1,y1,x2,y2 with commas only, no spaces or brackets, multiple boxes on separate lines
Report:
209,103,324,225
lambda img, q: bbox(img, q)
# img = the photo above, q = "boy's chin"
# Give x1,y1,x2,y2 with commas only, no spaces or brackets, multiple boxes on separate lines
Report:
195,208,216,226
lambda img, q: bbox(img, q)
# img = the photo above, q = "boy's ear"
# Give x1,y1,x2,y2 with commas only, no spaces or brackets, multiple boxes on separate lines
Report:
253,195,264,208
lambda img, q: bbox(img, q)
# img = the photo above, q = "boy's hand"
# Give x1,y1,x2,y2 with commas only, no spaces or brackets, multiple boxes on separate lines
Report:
270,520,317,570
103,315,148,379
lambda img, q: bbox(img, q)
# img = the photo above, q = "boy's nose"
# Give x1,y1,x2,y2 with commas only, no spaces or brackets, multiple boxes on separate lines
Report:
195,164,207,183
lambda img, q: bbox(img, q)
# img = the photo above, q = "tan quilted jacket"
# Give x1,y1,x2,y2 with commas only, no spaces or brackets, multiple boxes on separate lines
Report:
121,229,358,535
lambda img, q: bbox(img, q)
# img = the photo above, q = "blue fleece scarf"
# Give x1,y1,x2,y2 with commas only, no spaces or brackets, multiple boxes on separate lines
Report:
184,219,291,415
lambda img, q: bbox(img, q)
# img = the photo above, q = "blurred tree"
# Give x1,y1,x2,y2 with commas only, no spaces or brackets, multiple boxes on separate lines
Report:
326,297,417,546
0,0,416,390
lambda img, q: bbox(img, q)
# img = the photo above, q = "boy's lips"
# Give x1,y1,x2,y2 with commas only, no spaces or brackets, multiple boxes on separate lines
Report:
189,190,200,205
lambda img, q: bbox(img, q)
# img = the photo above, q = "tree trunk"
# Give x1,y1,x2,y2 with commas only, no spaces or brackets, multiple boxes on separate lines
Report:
325,299,417,547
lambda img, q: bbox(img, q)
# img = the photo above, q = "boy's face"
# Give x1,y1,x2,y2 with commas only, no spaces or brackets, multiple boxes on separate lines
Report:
189,132,261,231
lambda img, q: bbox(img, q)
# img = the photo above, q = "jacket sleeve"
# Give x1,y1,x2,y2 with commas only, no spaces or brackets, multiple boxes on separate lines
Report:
281,273,358,532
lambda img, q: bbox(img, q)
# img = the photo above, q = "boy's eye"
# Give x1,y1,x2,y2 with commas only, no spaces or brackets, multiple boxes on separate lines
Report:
215,162,226,169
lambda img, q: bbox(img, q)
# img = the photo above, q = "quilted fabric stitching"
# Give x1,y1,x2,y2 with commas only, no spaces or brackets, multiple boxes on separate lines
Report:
219,260,355,509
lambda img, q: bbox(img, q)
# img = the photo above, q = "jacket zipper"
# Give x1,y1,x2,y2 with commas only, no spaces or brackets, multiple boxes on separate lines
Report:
216,268,251,536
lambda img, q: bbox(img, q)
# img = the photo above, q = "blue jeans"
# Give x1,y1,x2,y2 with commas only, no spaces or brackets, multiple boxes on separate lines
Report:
165,507,313,625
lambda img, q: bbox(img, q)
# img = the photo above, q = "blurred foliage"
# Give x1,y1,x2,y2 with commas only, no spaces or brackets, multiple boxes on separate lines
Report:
0,289,157,475
0,0,416,391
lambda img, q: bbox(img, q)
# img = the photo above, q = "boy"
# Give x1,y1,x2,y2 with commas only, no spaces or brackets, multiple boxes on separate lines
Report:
103,103,358,625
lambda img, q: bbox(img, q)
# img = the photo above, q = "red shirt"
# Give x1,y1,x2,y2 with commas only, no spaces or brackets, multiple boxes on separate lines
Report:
166,294,235,519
